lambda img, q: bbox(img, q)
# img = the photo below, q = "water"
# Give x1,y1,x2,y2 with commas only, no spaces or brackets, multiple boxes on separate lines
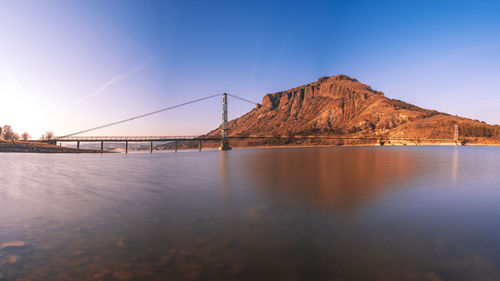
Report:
1,147,500,280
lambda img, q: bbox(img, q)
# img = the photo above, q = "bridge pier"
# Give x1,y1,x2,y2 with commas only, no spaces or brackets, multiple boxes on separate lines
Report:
150,141,153,153
100,141,104,153
198,140,202,151
77,141,80,152
175,141,177,152
125,141,128,154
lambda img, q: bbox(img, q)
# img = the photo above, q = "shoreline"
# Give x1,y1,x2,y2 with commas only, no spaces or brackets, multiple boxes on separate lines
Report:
154,141,500,152
0,140,103,153
2,140,500,154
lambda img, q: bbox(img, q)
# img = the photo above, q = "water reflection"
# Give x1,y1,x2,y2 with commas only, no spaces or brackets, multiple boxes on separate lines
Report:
451,147,459,183
1,148,500,280
247,147,417,212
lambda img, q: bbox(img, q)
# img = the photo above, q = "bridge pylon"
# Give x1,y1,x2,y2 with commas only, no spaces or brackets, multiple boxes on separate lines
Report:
219,93,231,151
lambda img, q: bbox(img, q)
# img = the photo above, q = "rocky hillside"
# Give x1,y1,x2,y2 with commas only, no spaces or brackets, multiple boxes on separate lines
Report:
207,75,500,144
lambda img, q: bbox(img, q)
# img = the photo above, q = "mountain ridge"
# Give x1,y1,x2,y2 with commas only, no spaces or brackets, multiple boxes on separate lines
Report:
206,74,500,145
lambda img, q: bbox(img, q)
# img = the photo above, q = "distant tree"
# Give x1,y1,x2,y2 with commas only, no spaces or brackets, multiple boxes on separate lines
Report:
271,131,280,138
459,123,494,138
286,130,295,144
21,132,31,141
44,131,54,140
1,125,19,141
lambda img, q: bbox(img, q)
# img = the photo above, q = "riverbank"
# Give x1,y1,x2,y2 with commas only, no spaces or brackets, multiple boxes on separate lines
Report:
155,137,500,152
3,139,500,153
0,140,102,153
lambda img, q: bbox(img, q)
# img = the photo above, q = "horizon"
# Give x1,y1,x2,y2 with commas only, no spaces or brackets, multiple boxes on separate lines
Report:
1,0,500,138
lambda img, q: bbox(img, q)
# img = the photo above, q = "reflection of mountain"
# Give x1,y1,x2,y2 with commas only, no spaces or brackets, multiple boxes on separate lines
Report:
247,148,416,212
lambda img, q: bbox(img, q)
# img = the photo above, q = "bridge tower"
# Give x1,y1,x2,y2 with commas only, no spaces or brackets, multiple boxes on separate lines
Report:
219,93,231,150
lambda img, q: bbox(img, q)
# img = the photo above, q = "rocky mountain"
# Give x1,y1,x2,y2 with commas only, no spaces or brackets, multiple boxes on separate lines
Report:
208,75,500,145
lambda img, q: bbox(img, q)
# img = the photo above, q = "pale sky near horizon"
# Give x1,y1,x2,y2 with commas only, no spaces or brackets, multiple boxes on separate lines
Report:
1,0,500,138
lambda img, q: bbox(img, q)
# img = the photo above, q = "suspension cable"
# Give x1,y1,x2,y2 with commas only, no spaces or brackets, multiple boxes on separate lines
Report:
227,93,260,105
57,94,221,139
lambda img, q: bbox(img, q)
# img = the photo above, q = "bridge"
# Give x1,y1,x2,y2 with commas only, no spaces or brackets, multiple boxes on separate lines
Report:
48,93,247,152
45,93,465,153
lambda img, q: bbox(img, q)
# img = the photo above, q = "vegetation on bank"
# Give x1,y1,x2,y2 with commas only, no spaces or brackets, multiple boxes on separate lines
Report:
0,125,102,153
0,125,24,141
457,122,500,138
0,124,56,141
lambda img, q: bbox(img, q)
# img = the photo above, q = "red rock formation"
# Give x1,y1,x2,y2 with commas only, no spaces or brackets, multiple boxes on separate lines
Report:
206,74,500,145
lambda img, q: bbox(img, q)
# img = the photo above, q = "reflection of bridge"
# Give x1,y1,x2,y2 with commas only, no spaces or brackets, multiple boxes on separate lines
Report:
47,93,464,153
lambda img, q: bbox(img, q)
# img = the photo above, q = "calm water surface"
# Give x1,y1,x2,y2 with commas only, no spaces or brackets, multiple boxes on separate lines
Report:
1,147,500,281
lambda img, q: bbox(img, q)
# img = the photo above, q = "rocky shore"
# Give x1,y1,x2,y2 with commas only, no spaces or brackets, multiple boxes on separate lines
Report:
0,140,102,153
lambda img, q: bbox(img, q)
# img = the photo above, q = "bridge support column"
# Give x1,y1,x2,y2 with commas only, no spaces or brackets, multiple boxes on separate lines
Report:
199,140,202,151
125,141,128,154
150,141,153,153
77,141,80,152
100,141,104,153
175,141,177,152
219,93,231,151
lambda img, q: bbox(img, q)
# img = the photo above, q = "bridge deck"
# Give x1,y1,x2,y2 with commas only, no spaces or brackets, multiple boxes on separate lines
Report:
52,136,220,142
47,135,460,143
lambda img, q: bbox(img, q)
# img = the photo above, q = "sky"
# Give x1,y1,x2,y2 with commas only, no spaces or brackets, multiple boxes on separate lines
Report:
1,0,500,138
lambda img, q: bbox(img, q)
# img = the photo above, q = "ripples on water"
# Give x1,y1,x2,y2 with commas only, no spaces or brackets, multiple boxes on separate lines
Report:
1,147,500,280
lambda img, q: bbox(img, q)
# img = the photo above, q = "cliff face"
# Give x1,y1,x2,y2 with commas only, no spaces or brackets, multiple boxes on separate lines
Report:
208,75,500,142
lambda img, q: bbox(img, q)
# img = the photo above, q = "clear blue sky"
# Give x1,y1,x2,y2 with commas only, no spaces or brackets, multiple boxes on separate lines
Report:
1,0,500,137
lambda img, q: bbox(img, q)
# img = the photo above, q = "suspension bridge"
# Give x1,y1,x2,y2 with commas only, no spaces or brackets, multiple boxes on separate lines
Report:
48,93,255,153
43,93,464,153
